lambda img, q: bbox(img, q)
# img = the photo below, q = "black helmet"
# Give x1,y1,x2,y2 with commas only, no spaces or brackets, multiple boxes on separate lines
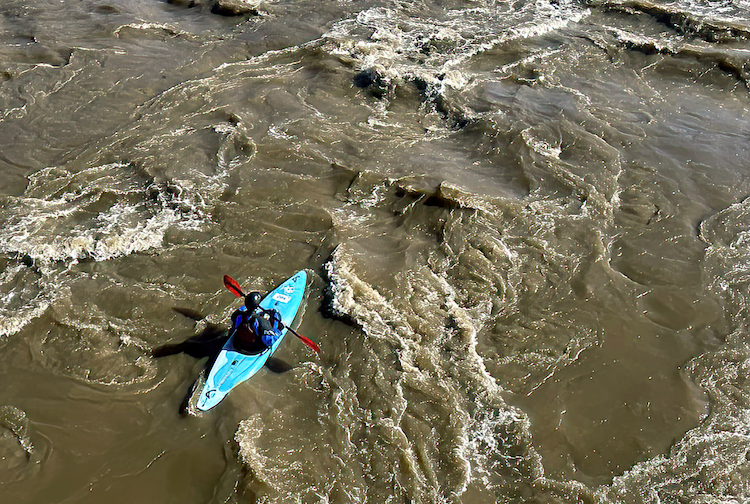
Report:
244,291,262,310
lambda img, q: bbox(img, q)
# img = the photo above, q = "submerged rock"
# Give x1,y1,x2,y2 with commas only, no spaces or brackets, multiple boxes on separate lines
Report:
353,69,381,88
353,68,387,99
167,0,259,16
210,0,260,16
167,0,205,6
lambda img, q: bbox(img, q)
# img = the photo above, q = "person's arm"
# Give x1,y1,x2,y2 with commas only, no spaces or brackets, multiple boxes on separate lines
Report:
260,311,283,347
231,306,247,330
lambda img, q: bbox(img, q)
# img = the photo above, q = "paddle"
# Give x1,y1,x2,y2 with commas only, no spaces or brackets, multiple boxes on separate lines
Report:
223,275,321,355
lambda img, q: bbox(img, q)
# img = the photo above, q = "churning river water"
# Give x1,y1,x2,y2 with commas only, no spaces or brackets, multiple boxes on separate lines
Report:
1,0,750,502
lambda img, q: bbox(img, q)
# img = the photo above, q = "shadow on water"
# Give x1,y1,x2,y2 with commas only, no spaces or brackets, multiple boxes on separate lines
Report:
152,308,294,414
153,308,229,361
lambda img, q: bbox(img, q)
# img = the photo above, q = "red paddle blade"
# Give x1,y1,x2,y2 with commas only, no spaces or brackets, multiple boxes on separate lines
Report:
295,333,321,355
223,275,245,298
288,328,321,355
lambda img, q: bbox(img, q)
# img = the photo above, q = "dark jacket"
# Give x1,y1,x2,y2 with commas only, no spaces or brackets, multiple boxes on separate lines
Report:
230,306,283,353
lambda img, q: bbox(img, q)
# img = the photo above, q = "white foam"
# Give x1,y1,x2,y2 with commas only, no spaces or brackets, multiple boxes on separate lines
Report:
324,0,589,89
112,22,199,40
0,405,33,456
0,264,49,338
325,246,525,498
0,163,203,265
0,299,48,338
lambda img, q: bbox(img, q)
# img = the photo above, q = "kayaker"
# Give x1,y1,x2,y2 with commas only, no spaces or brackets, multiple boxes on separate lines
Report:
230,291,284,354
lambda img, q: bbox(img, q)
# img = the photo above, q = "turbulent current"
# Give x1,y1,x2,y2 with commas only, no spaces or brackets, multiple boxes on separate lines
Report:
1,0,750,502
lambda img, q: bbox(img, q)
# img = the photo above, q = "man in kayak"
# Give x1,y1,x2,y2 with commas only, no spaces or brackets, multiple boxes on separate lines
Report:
230,291,284,354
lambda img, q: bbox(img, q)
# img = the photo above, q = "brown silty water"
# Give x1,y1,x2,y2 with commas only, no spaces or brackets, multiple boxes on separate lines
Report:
0,1,749,503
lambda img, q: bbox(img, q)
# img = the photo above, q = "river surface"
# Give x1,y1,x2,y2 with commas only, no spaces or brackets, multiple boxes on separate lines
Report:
1,0,750,502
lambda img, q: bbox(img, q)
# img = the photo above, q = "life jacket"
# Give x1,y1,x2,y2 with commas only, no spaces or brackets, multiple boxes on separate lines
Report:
232,308,282,353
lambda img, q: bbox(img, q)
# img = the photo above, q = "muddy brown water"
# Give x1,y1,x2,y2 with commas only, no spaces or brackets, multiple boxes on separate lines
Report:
1,0,750,502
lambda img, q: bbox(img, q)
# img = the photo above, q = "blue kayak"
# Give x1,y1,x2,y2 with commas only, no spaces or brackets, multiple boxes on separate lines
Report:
196,270,310,411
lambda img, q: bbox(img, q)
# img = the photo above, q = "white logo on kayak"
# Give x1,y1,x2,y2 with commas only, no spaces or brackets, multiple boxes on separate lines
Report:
283,285,296,294
272,293,292,303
